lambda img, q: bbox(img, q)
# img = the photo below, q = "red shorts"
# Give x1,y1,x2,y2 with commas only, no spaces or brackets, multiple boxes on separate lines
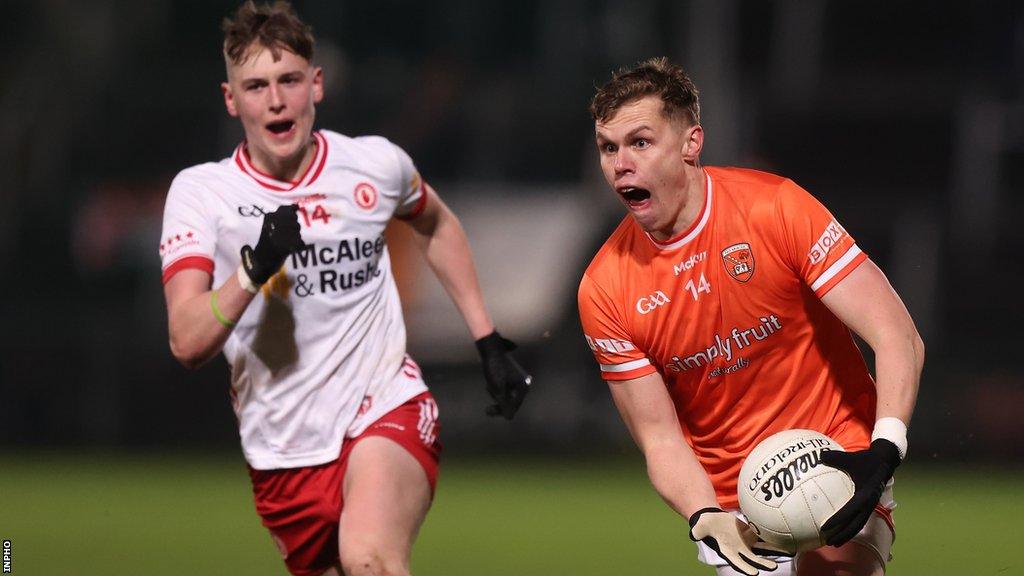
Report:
248,392,441,576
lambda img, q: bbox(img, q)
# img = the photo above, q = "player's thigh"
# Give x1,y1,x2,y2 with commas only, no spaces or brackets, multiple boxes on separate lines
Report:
338,435,432,554
796,543,883,576
796,512,891,576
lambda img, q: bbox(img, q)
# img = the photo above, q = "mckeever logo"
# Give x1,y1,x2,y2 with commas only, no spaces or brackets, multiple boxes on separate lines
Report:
673,251,707,276
636,291,670,315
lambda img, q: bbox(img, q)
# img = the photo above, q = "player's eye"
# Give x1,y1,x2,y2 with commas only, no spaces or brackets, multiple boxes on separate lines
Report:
634,138,650,149
602,143,617,154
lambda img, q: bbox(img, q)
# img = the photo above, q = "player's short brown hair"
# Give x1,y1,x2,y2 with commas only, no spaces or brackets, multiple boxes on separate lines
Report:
222,1,314,66
590,57,700,127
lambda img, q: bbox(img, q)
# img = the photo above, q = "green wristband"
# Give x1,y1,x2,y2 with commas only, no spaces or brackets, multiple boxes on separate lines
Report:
210,291,236,328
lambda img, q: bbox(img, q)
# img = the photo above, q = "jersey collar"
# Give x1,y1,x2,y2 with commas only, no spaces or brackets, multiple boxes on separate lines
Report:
233,131,329,192
646,170,713,251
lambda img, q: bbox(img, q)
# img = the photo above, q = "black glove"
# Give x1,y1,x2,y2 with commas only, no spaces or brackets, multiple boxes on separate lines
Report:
474,331,531,420
241,204,307,286
820,439,901,546
688,508,791,575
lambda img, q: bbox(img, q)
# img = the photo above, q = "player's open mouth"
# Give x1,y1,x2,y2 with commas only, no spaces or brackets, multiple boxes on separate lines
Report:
266,120,296,136
618,187,652,208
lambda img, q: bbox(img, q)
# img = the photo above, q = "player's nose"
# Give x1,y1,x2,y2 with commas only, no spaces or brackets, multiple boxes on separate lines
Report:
613,149,635,175
268,84,285,112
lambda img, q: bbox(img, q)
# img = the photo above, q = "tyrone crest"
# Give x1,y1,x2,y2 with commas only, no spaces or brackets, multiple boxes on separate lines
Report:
722,242,755,282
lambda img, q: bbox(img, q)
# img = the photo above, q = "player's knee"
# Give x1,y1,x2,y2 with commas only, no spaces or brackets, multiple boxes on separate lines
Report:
338,542,408,576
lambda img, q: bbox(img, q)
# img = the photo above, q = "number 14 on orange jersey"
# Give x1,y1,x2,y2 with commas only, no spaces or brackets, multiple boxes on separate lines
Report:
684,273,711,301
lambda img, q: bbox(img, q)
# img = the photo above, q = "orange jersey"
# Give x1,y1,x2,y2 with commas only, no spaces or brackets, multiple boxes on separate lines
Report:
578,167,875,509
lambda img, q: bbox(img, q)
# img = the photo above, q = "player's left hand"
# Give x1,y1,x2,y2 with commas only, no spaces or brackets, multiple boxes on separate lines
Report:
820,439,901,546
475,331,531,420
688,507,792,575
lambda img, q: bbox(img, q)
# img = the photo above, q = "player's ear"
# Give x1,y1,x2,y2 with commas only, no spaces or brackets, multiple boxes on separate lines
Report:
682,124,703,163
311,66,324,104
222,82,239,117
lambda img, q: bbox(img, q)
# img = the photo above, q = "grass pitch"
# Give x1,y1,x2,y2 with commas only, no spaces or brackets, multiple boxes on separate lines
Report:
0,452,1016,575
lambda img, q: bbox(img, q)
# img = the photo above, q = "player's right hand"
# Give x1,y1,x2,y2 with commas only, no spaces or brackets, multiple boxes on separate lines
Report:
241,204,307,286
688,507,792,576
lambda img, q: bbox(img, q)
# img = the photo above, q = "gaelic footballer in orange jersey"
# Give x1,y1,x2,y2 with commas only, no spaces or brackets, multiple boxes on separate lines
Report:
578,167,874,509
581,58,923,575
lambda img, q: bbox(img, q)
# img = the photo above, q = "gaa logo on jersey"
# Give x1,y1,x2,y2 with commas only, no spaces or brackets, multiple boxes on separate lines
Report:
636,290,671,314
721,242,755,282
354,182,378,210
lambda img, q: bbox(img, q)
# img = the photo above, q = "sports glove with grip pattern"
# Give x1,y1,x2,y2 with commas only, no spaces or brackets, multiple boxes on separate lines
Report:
820,439,901,546
689,507,792,575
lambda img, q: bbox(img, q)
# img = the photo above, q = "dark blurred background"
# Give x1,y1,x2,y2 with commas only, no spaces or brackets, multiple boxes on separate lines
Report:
2,0,1023,465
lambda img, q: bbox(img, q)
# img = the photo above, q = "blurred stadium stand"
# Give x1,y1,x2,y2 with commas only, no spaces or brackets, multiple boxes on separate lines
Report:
2,0,1022,462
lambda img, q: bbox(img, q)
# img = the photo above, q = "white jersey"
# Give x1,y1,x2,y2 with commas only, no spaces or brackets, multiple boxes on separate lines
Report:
160,130,429,470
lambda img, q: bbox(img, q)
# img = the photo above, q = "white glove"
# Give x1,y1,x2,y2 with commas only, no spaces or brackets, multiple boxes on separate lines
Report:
688,507,792,575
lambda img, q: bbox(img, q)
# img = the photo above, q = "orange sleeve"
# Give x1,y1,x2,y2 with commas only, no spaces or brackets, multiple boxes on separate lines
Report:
773,180,868,298
578,273,656,381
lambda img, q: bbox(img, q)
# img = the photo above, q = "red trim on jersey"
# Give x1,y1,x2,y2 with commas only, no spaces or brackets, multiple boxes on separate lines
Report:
301,133,329,187
234,145,292,191
233,132,329,192
162,255,214,284
395,182,430,221
813,251,868,298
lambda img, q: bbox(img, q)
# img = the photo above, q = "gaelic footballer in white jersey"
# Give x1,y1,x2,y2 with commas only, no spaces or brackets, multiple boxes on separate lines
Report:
160,130,430,470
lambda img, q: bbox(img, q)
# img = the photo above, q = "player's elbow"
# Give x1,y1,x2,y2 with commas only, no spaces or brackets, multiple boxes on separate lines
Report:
911,330,925,374
169,335,210,370
882,319,925,376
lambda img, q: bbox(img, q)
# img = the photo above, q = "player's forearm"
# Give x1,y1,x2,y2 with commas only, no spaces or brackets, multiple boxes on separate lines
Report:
418,211,494,340
644,440,720,518
169,272,256,369
871,328,924,426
